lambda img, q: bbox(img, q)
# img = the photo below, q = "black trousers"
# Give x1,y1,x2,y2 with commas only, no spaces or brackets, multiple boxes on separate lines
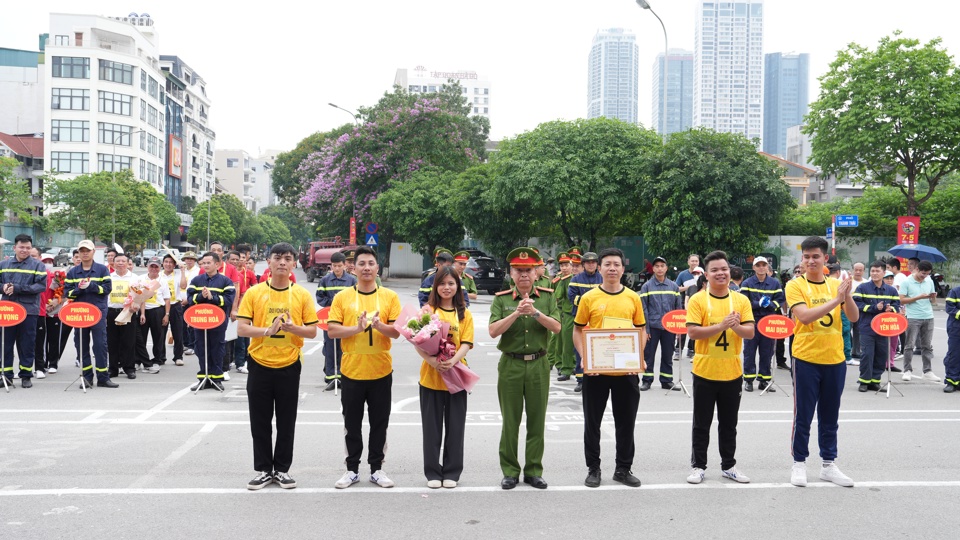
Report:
340,373,392,474
247,359,302,473
136,308,165,366
49,316,70,370
419,385,467,481
582,375,640,470
33,316,49,372
107,307,136,375
169,302,184,360
691,375,742,471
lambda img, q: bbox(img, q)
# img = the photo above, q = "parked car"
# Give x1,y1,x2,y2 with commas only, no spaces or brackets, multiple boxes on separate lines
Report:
135,249,157,267
467,256,505,295
458,247,490,259
43,247,72,267
155,248,182,264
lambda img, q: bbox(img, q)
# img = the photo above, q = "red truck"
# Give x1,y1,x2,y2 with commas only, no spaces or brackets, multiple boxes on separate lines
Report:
300,238,357,282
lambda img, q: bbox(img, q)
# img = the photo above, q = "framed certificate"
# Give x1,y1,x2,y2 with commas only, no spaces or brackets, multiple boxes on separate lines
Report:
583,328,644,375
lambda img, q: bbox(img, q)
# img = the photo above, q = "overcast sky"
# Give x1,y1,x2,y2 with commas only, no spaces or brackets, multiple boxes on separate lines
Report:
5,1,960,155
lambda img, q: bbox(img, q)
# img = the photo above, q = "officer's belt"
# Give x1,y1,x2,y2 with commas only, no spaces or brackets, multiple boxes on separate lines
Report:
506,350,547,361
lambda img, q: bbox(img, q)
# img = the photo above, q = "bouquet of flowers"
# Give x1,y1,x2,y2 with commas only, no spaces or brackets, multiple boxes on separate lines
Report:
46,270,68,317
394,304,480,394
115,280,163,325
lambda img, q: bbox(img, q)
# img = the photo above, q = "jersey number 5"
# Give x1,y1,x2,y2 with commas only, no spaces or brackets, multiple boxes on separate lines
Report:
819,313,834,328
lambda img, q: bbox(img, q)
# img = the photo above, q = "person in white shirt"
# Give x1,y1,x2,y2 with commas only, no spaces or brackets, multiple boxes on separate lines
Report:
162,255,189,367
107,254,141,379
181,252,201,356
136,257,171,373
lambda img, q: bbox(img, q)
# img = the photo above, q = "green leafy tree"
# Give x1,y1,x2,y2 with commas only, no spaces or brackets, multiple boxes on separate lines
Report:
371,167,465,256
260,205,312,246
45,169,158,244
272,127,354,206
258,214,291,246
448,164,541,261
152,195,181,241
236,216,265,246
492,118,661,250
643,129,795,264
211,193,248,233
188,200,235,246
179,195,198,214
804,32,960,216
0,157,35,224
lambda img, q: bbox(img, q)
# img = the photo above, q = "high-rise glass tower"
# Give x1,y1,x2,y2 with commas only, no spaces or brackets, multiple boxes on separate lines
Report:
763,52,809,157
694,1,764,142
652,49,694,135
587,28,639,124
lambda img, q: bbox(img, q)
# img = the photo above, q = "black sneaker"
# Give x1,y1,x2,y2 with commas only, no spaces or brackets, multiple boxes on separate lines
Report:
744,380,754,392
584,468,601,488
944,385,956,393
612,468,642,488
557,374,571,382
126,370,137,379
858,383,869,392
190,380,208,391
21,378,32,388
247,471,273,490
274,471,297,489
889,366,902,373
209,380,224,392
868,383,881,391
574,380,582,393
776,362,790,370
758,380,775,393
98,379,119,388
324,380,338,392
639,381,651,391
662,382,679,391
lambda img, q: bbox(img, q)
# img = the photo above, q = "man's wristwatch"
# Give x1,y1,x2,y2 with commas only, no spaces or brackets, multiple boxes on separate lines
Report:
532,310,541,319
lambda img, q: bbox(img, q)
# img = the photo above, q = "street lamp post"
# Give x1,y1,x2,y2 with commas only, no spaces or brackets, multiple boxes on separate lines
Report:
111,128,146,246
636,0,669,139
328,102,361,126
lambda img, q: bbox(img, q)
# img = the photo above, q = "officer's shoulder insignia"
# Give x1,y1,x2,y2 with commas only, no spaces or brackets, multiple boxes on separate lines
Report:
536,286,554,294
495,289,513,296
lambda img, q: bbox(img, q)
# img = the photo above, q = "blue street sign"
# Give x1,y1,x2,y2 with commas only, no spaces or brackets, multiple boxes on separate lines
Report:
836,215,859,227
826,226,833,240
365,222,378,235
365,233,378,246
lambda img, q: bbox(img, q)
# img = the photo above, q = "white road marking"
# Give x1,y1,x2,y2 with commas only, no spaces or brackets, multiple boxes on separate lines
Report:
392,396,420,412
1,480,959,497
306,342,324,355
128,422,217,489
129,385,195,423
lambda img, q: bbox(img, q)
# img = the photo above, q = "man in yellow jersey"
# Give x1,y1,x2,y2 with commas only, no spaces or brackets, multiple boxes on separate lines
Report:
684,251,755,485
573,248,646,488
328,246,402,489
237,243,318,491
785,236,859,488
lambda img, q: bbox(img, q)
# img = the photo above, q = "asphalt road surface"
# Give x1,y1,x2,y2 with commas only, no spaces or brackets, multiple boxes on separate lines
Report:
2,267,958,539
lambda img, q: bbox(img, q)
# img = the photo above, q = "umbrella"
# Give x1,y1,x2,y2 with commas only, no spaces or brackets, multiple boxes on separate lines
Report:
886,243,947,263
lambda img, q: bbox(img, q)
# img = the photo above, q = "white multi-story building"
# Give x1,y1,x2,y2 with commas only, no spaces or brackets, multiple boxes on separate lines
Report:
215,149,254,211
652,49,694,135
394,66,491,121
694,1,764,143
42,13,168,194
251,149,281,212
587,28,639,124
160,55,215,207
0,44,45,135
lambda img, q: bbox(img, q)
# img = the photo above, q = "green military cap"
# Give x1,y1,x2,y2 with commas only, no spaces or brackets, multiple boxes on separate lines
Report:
453,250,471,263
506,247,541,267
568,246,582,256
557,252,571,263
434,247,453,260
344,250,356,261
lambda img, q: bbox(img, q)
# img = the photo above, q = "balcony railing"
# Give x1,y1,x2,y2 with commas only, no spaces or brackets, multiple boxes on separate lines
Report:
192,142,200,150
191,162,200,170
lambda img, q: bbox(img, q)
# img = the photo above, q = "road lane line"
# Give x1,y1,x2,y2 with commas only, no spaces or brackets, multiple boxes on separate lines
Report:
128,422,217,489
129,385,195,422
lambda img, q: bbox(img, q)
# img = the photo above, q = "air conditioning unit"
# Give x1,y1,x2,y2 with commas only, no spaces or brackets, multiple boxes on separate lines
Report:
51,134,59,142
52,103,60,109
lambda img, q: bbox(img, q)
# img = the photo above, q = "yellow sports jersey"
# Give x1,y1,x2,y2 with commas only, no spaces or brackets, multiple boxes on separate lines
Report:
686,290,755,381
328,286,402,380
574,286,646,329
237,282,318,369
108,272,139,308
785,276,844,365
161,271,178,299
420,307,474,391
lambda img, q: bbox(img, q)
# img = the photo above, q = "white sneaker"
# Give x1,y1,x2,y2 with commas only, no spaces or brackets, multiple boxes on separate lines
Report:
894,353,904,361
146,365,160,374
184,348,194,356
673,351,680,361
686,467,705,484
47,367,57,374
902,370,913,381
426,480,441,489
223,372,231,381
845,359,860,366
791,462,807,487
721,467,750,483
819,463,854,487
442,479,457,488
75,359,80,367
334,471,359,489
35,370,46,379
370,470,395,488
923,371,942,382
237,366,249,374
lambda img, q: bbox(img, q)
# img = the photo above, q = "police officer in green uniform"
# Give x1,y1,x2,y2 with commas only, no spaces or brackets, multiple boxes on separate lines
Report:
553,253,576,381
490,247,561,490
453,251,478,300
546,252,569,373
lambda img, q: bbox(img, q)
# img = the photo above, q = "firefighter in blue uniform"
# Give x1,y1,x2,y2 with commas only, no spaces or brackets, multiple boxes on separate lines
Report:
568,251,603,392
187,251,236,391
316,251,356,391
739,256,786,392
64,240,116,387
944,284,960,393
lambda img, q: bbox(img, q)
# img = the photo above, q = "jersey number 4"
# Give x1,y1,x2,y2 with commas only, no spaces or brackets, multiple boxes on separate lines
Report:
715,331,729,351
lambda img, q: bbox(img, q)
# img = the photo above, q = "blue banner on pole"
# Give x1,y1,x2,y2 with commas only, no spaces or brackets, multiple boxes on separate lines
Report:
836,215,859,227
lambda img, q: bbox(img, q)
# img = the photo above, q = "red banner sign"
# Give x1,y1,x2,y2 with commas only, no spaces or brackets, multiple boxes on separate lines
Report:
0,300,27,327
897,216,920,245
184,304,227,330
58,302,103,328
871,312,908,337
756,314,796,339
316,306,330,331
661,310,688,335
349,217,357,246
